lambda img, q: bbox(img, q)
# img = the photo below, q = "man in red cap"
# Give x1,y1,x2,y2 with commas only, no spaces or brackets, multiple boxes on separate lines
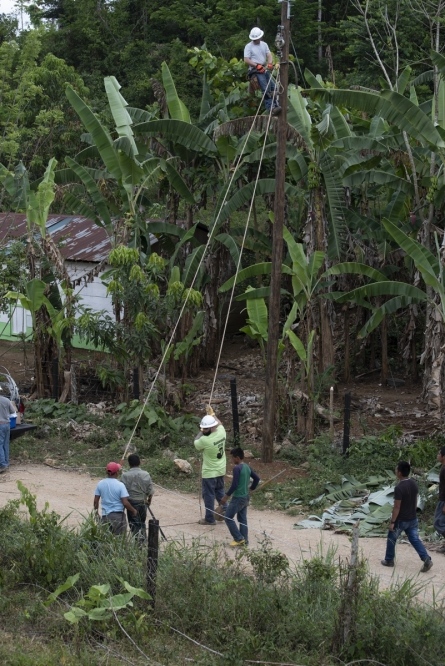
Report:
93,462,138,535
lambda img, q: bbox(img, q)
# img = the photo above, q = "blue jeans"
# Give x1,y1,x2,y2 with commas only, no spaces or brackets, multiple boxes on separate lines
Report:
384,518,429,562
252,71,278,111
434,501,445,536
202,476,225,523
225,495,249,543
0,423,10,468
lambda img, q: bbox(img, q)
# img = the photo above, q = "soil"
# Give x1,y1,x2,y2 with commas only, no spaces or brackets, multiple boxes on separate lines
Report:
1,462,443,606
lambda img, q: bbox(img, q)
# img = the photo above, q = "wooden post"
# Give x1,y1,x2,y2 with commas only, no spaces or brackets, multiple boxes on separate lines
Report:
329,386,334,441
146,519,159,608
133,367,140,400
262,0,290,463
342,392,351,456
230,378,240,444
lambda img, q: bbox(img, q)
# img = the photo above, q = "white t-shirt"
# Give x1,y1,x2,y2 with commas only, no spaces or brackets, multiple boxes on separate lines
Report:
244,41,270,67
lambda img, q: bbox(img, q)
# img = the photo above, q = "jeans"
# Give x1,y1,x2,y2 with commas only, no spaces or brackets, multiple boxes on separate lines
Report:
434,500,445,536
251,71,279,111
127,500,147,542
0,423,10,468
202,476,225,523
384,518,429,562
225,495,249,543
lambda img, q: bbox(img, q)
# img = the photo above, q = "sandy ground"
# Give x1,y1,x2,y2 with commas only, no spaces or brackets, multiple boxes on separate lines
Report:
1,462,444,608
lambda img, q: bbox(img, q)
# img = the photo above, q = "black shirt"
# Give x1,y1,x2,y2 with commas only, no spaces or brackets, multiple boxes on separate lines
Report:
394,478,418,521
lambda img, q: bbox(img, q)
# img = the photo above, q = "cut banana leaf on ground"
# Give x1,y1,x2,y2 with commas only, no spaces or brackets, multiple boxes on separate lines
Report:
294,472,428,536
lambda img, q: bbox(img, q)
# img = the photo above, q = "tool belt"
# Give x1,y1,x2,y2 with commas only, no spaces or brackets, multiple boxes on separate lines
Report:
247,72,261,94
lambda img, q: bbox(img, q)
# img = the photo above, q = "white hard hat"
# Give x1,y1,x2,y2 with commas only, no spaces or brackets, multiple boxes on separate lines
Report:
200,415,219,429
249,27,264,40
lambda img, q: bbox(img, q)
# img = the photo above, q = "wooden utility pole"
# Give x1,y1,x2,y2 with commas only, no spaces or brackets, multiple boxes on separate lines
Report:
262,1,291,462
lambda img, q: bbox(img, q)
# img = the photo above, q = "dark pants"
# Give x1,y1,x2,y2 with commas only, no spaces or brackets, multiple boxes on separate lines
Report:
101,511,126,535
202,476,225,524
384,518,429,562
225,495,249,543
127,500,147,542
248,70,279,111
434,500,445,536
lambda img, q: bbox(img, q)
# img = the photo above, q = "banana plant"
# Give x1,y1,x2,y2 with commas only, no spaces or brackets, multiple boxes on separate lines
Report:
61,73,196,252
326,217,445,417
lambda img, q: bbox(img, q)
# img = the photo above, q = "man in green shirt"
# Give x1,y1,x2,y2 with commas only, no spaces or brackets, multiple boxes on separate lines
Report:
194,408,227,525
220,447,260,547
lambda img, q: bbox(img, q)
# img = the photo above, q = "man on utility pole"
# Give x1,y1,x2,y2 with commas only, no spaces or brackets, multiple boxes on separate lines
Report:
244,27,281,115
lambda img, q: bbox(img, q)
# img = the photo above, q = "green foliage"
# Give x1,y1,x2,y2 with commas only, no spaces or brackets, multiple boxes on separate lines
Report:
116,399,199,443
241,535,289,584
347,427,402,469
46,574,150,624
402,438,439,470
0,484,76,586
25,398,88,421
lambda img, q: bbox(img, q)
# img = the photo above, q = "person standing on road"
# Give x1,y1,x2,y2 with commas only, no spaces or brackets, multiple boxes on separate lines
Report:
94,462,138,535
194,406,227,525
381,460,433,572
0,386,16,473
433,446,445,550
121,454,154,543
244,27,281,115
220,447,260,547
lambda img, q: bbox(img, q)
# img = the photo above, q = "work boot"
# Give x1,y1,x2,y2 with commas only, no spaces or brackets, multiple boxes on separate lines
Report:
380,559,394,567
420,558,433,573
272,105,282,116
230,539,246,547
198,519,216,525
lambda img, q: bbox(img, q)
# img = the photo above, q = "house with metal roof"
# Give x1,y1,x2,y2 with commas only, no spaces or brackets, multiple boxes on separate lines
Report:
0,213,140,345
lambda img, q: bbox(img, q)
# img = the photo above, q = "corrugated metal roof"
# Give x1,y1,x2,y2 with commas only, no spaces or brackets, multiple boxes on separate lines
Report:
0,213,113,262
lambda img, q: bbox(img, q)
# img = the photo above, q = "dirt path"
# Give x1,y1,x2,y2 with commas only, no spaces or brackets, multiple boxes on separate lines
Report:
1,462,444,606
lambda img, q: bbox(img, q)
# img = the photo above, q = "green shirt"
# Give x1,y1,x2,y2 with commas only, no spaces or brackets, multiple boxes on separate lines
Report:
121,467,154,502
194,425,227,478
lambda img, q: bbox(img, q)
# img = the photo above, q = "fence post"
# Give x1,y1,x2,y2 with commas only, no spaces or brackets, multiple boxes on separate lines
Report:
342,392,351,456
133,367,140,400
230,377,240,444
147,519,159,608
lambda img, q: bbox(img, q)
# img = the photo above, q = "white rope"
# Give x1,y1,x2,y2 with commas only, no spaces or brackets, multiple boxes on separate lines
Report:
151,479,305,554
121,84,276,460
208,69,282,404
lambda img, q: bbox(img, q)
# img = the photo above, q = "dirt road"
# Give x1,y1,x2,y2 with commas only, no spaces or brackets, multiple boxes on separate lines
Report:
1,462,444,605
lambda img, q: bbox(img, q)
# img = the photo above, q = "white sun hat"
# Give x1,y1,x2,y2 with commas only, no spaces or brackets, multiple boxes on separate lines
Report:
249,27,264,40
200,415,219,429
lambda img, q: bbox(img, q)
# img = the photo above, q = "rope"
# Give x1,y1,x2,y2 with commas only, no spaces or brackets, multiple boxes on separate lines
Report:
151,479,305,554
121,82,276,461
208,69,281,404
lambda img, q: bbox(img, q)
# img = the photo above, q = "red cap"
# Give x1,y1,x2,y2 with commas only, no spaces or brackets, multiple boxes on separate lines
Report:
106,462,122,474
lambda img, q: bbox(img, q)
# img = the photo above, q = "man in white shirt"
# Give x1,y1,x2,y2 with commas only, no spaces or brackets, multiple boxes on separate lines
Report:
244,27,281,115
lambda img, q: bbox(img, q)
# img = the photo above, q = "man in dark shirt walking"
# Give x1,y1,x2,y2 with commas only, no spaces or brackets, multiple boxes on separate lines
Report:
220,447,260,547
381,461,432,572
433,446,445,550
